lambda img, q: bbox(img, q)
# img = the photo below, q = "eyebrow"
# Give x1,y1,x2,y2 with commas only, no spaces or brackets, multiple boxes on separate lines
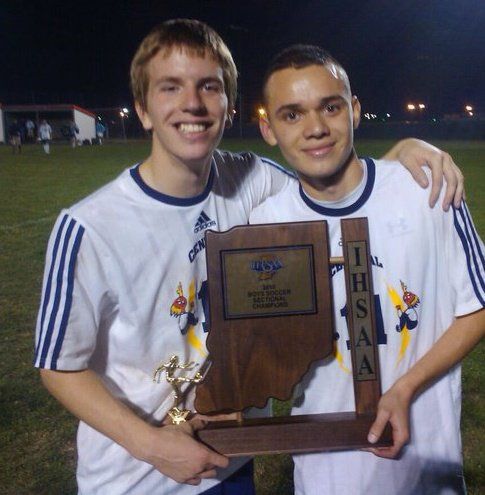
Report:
275,94,346,117
152,76,182,87
151,76,224,89
198,77,224,87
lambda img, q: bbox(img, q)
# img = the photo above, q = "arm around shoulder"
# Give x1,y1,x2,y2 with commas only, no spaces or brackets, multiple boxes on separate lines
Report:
381,138,464,210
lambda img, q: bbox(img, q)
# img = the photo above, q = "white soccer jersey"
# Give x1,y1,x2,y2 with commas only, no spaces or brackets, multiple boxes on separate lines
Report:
34,150,294,495
250,158,484,495
38,123,52,140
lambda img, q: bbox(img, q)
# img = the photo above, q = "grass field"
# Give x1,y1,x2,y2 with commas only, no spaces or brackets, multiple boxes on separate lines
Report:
0,139,483,494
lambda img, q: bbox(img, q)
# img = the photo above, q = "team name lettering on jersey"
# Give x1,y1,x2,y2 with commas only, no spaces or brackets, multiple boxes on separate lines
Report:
188,238,206,263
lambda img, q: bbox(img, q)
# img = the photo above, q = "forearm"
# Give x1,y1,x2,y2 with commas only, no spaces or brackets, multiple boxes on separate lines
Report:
40,368,153,459
39,368,229,484
367,308,484,456
381,138,408,161
393,308,485,399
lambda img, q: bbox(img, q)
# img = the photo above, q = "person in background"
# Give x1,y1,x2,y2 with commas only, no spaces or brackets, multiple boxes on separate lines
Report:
25,119,36,142
8,120,22,154
96,119,106,145
69,120,80,147
38,120,53,154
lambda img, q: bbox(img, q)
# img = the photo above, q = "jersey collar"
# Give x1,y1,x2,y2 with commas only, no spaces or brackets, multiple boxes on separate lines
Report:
298,157,375,217
129,161,215,206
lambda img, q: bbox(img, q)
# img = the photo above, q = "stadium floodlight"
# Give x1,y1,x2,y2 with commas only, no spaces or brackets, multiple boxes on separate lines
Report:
119,107,129,141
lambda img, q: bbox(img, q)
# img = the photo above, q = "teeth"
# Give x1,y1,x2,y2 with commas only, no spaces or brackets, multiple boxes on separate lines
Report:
179,123,206,133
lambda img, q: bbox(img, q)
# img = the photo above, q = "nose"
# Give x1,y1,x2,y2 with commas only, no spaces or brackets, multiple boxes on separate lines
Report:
303,112,329,139
182,85,206,115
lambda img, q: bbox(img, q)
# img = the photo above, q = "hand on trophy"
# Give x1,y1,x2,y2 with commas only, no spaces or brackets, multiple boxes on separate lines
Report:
364,379,413,459
138,418,229,485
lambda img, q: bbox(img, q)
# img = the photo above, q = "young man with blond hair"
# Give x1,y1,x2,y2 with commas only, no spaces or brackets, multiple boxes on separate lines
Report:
250,44,484,494
35,20,465,494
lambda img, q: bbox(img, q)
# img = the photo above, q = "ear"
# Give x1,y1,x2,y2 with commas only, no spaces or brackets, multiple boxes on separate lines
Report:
259,114,278,146
352,96,361,130
135,101,153,131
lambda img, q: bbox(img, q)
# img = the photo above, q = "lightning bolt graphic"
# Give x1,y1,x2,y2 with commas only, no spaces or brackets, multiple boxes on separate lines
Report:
334,340,351,373
386,284,411,366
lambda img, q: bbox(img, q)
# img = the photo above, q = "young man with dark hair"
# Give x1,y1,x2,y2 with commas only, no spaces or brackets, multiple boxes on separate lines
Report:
35,20,465,494
251,44,484,494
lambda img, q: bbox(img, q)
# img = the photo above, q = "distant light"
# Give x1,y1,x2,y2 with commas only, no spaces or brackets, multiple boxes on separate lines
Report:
232,109,237,114
386,113,391,118
468,111,474,117
257,107,266,117
119,111,124,117
407,104,416,111
465,105,473,112
418,103,426,110
122,107,129,114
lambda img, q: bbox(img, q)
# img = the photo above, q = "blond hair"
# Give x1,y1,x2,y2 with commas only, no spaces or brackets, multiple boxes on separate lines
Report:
130,19,238,112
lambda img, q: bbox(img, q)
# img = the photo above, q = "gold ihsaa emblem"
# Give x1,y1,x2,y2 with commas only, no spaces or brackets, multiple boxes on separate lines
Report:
250,254,283,281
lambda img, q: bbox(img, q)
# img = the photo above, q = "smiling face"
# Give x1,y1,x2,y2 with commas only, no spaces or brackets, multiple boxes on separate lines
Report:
261,63,362,199
135,48,230,170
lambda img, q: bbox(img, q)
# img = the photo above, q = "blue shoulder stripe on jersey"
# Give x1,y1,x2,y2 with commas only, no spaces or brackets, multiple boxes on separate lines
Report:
260,157,296,178
130,162,215,206
457,205,485,295
453,205,485,305
298,157,375,217
51,225,85,370
463,202,485,272
35,214,69,362
39,217,77,368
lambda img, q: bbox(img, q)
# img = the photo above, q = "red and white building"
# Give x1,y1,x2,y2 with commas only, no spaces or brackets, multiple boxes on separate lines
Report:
0,103,96,143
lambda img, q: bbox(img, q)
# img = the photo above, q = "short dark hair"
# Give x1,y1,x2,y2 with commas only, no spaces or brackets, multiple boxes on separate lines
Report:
262,44,349,102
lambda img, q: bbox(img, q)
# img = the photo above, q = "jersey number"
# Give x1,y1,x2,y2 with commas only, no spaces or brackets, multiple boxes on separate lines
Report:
340,294,387,350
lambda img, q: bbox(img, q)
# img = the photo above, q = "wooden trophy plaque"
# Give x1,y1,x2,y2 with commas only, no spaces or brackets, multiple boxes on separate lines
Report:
195,219,392,456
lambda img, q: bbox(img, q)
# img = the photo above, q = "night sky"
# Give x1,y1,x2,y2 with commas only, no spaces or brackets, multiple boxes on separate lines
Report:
1,0,484,119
